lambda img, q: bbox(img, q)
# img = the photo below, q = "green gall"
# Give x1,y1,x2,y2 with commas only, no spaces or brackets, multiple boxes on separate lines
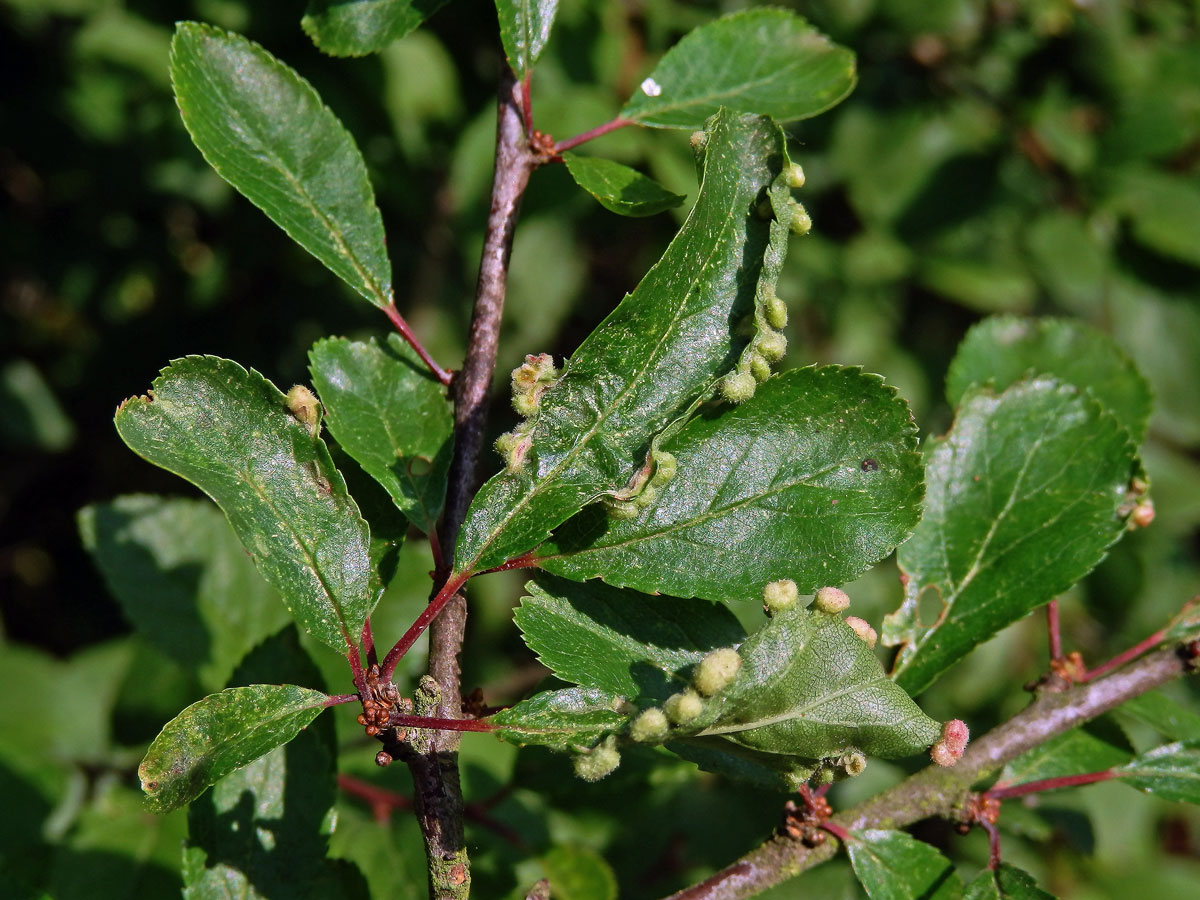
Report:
763,579,799,612
694,647,742,697
604,498,640,520
690,130,707,152
756,331,787,363
286,384,320,435
512,390,540,417
633,484,658,509
651,451,677,488
814,586,850,614
573,739,621,782
784,162,806,189
789,200,812,235
750,354,772,383
813,766,835,785
845,616,877,649
755,195,775,220
765,295,788,330
630,707,670,743
664,689,704,725
721,372,757,404
511,353,558,390
841,749,867,777
495,429,532,473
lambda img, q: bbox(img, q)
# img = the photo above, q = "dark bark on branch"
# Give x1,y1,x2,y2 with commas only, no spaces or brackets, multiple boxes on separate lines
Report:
405,66,536,900
662,644,1197,900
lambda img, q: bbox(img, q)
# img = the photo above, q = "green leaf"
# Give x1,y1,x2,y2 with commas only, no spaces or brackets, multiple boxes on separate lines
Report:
1116,692,1200,743
535,366,923,601
1111,169,1200,268
455,110,797,574
309,335,453,533
170,22,392,307
562,153,685,217
1115,740,1200,804
79,495,289,691
515,574,746,700
1165,598,1200,644
847,829,962,900
885,379,1139,695
139,683,328,813
673,602,942,787
183,630,355,899
488,687,629,753
946,317,1152,445
114,356,375,653
965,864,1056,900
539,846,618,900
995,728,1129,790
302,0,449,57
620,9,856,129
495,0,559,76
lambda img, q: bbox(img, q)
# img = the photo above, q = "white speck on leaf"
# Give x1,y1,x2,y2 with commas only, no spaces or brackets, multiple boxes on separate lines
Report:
640,77,663,97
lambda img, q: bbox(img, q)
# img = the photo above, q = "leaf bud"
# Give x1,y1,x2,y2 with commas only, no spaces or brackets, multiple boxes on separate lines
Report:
840,749,867,777
765,295,788,330
789,200,812,235
763,579,799,612
756,330,787,363
814,586,850,614
630,707,670,743
844,616,877,648
784,162,806,189
694,647,742,697
573,738,621,782
651,451,677,488
750,354,772,383
286,384,320,435
664,689,704,725
720,372,757,404
930,719,969,767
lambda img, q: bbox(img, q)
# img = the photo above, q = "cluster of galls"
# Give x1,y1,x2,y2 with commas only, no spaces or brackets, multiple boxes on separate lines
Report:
495,353,560,473
573,643,744,783
603,449,678,520
719,165,810,407
355,663,410,747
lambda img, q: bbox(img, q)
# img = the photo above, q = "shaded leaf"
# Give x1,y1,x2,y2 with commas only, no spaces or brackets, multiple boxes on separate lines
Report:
495,0,559,76
847,829,961,900
621,9,856,129
171,22,392,306
309,335,453,533
488,687,628,753
536,366,923,601
79,495,289,691
965,864,1056,900
515,573,746,700
115,356,375,653
1165,598,1200,644
996,728,1129,790
455,110,797,574
1111,169,1200,268
946,316,1152,445
1115,740,1200,804
562,153,685,217
540,845,618,900
139,684,328,813
302,0,448,57
183,630,357,899
1116,692,1200,743
885,379,1139,695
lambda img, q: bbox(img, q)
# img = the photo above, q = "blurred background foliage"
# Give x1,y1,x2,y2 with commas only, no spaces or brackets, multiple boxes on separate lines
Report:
2,0,1200,898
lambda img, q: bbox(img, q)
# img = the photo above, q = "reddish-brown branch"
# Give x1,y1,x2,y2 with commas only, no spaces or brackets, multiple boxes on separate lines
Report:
986,769,1116,800
521,73,533,136
380,570,472,680
429,526,446,576
477,552,540,576
390,714,496,733
553,117,636,154
346,646,367,695
1082,629,1166,682
383,301,453,386
362,618,377,668
325,693,359,707
1046,599,1062,661
980,818,1003,870
818,820,850,844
